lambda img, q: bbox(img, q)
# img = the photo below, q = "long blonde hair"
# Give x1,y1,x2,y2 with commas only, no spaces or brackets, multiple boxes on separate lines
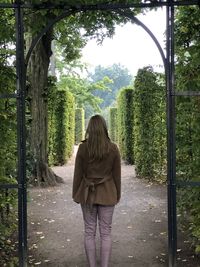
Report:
85,114,111,160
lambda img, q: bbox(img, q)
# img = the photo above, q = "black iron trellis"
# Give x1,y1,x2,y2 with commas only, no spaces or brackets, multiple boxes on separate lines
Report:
0,1,200,267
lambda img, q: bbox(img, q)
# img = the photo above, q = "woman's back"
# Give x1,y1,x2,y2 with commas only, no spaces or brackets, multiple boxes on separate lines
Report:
78,140,119,179
72,114,121,267
73,139,121,206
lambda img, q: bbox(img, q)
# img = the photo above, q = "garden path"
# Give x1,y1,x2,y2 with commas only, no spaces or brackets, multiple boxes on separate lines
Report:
27,146,198,267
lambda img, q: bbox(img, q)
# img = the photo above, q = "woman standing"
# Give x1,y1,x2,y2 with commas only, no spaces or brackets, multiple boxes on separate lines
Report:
72,114,121,267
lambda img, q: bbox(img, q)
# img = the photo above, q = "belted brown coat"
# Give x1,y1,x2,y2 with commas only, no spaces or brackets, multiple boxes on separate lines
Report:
72,140,121,206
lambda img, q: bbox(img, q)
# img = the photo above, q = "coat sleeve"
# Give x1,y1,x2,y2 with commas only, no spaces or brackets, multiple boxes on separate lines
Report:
112,145,121,202
72,144,84,199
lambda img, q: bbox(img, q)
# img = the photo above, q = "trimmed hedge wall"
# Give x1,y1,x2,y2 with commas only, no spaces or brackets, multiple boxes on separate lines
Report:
115,67,166,180
75,108,85,144
176,96,200,253
117,87,134,164
114,65,200,253
109,107,118,143
0,65,18,265
48,79,75,166
54,90,75,165
133,67,166,179
47,77,57,166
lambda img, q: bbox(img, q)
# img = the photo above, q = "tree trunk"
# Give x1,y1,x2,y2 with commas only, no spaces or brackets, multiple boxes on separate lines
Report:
27,28,63,186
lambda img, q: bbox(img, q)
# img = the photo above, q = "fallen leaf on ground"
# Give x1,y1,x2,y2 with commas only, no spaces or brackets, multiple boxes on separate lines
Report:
160,232,166,235
34,261,42,265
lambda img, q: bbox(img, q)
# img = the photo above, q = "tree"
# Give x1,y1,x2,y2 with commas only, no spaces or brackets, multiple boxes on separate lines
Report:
25,2,138,185
57,74,112,110
1,0,142,185
55,45,112,112
88,63,133,108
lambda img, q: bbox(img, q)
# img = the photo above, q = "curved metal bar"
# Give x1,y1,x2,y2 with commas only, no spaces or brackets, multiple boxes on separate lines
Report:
116,10,167,72
1,1,199,9
25,10,75,66
26,8,167,72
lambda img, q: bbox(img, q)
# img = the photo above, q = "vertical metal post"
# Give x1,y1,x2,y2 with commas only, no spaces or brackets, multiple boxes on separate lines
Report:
166,1,177,267
15,1,27,266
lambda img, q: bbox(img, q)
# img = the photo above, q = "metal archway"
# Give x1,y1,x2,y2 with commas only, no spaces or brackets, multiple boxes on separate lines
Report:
0,1,200,267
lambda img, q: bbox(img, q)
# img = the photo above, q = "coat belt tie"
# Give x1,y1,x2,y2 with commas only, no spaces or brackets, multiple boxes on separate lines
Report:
83,175,112,207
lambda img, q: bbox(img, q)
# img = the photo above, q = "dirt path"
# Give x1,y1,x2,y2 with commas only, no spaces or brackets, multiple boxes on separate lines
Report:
27,147,199,267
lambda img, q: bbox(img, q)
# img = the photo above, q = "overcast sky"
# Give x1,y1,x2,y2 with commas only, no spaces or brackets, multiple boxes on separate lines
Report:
81,8,166,77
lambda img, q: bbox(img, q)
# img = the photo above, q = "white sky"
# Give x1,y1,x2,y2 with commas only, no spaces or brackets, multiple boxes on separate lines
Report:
81,8,166,77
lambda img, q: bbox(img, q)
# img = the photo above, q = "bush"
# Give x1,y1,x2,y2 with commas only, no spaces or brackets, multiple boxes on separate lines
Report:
75,108,85,144
54,90,75,165
47,77,58,166
134,67,166,180
0,64,18,266
117,87,134,164
48,79,75,166
109,107,118,143
176,96,200,252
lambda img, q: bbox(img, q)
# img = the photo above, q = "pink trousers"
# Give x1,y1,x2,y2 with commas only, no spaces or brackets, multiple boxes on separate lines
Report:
81,204,115,267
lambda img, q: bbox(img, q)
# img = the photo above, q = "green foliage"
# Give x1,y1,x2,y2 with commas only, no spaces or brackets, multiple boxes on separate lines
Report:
47,77,58,166
134,67,166,179
0,8,15,50
75,108,85,144
0,64,17,205
57,74,110,113
55,90,75,164
88,64,133,109
175,6,200,94
23,0,141,66
0,64,18,266
117,87,134,164
48,84,75,166
0,187,18,267
115,67,166,178
109,107,118,143
175,6,200,252
0,100,17,181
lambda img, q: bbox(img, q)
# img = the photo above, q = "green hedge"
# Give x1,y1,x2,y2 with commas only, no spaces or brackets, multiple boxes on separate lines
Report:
134,67,166,180
0,65,18,266
75,108,85,144
54,90,75,165
117,87,134,164
109,107,118,143
48,80,75,166
174,6,200,253
47,77,58,166
176,94,200,253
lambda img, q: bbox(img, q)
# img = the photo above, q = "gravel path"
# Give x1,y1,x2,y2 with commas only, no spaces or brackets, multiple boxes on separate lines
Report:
27,147,199,267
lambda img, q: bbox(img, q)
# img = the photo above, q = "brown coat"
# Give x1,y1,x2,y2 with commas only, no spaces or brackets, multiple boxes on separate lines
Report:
72,141,121,205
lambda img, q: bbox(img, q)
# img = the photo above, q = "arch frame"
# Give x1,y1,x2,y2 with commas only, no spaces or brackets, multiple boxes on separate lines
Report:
0,1,200,267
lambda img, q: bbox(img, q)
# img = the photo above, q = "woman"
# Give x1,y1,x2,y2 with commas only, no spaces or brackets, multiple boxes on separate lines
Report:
72,114,121,267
